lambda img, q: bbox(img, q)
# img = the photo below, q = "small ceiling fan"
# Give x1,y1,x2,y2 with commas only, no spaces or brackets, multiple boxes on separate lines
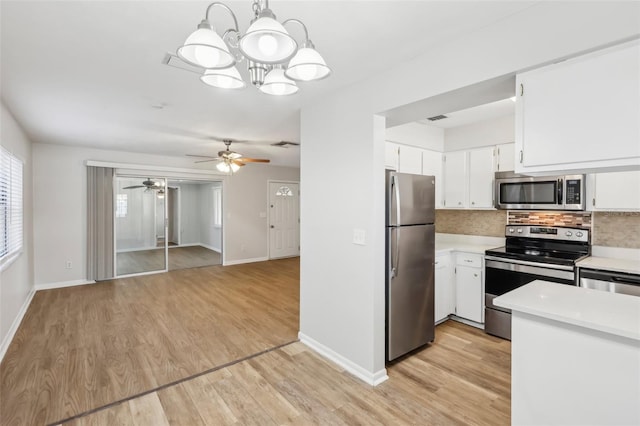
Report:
187,139,270,173
122,178,163,190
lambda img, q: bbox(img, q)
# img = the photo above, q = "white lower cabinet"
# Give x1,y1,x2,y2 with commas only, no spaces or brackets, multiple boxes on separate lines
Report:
434,253,454,323
454,252,484,323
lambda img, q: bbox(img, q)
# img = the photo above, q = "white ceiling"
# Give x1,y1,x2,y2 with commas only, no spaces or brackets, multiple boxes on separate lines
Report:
0,1,536,167
421,97,516,129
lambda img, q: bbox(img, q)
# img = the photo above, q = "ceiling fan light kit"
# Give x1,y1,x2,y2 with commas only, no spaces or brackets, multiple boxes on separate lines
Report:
175,0,331,95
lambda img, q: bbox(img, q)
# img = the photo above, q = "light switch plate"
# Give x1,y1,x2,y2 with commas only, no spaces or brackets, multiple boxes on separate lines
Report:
353,228,366,245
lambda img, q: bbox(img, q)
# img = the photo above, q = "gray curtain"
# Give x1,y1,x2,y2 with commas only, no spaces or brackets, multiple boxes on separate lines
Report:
87,166,114,281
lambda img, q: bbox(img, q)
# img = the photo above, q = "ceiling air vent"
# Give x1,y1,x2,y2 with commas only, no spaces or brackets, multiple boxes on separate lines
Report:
271,141,300,147
427,114,448,121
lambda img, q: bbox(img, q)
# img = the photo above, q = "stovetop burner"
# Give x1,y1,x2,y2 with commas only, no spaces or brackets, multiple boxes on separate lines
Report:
485,225,591,266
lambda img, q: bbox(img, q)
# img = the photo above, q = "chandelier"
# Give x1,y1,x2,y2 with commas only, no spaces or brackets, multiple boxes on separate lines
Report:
176,0,331,95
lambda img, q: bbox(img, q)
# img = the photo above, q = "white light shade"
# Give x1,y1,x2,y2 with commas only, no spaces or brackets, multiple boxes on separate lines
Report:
216,161,240,173
178,27,235,69
201,67,246,89
259,68,298,96
285,47,331,81
239,17,297,64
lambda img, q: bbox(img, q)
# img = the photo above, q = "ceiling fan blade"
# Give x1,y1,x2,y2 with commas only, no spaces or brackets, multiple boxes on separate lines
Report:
186,154,218,159
194,159,220,163
237,158,270,163
122,185,146,189
231,160,246,167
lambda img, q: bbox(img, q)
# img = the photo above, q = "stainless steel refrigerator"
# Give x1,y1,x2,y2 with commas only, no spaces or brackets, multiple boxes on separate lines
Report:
386,171,435,361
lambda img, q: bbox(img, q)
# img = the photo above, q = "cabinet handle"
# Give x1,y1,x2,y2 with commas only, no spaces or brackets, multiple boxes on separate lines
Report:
474,273,478,277
519,150,524,164
471,201,475,205
520,83,524,96
464,259,473,263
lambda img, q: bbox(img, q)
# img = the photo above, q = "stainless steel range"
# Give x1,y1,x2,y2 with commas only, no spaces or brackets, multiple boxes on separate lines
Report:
484,225,590,340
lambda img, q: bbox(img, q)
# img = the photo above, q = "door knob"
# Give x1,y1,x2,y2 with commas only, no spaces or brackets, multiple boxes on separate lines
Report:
270,225,274,228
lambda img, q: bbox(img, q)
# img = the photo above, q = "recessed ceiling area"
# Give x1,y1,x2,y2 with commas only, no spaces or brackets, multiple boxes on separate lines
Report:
420,97,515,129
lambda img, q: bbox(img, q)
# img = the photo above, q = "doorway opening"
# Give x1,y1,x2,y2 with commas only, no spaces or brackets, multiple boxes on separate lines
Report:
115,176,223,277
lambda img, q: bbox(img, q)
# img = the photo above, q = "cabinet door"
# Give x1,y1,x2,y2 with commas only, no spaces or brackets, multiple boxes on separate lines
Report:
398,145,423,174
434,254,452,323
443,151,467,208
468,147,495,208
422,149,443,209
592,171,640,211
385,142,399,170
496,143,515,172
455,265,483,323
516,40,640,173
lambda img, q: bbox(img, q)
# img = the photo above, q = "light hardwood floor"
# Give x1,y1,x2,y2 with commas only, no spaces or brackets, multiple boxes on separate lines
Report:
67,321,511,425
0,258,299,425
1,257,511,425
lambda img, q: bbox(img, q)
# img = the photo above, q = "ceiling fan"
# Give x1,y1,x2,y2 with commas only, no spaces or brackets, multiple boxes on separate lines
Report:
122,178,163,190
187,139,270,173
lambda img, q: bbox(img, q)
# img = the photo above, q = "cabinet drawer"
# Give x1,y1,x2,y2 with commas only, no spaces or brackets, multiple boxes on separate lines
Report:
456,253,482,268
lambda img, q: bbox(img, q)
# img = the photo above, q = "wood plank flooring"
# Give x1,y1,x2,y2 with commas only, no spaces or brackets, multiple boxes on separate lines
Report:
117,245,221,276
67,321,511,425
0,258,299,425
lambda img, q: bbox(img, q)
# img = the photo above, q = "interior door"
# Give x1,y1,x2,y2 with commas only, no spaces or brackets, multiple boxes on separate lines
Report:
115,176,167,276
269,182,299,259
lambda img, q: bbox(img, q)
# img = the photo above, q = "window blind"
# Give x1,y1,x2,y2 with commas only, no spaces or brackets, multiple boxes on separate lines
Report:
0,146,23,261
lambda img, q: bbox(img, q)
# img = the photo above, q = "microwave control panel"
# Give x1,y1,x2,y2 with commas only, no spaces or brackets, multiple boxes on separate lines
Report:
565,177,582,205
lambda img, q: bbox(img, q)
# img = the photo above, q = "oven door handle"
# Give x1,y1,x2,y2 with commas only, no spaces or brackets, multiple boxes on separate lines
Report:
485,257,575,281
485,255,574,271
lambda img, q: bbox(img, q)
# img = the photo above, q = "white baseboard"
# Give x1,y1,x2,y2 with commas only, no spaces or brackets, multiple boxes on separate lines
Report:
0,287,35,363
223,256,268,266
298,331,389,386
450,315,484,330
35,279,96,291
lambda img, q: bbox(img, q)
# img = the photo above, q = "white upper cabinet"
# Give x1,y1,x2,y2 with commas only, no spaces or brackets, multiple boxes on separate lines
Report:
385,142,399,170
443,151,467,208
588,171,640,211
495,143,515,172
515,40,640,174
422,149,443,208
468,147,496,208
397,144,423,174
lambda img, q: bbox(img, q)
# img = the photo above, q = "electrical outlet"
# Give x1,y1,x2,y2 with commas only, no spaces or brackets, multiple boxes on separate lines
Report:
352,229,366,246
65,261,72,269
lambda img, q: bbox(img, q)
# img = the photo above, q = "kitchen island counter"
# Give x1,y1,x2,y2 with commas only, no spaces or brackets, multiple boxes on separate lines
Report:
494,280,640,426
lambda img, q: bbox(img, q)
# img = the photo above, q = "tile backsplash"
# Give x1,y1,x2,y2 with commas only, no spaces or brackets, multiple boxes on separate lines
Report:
507,211,592,228
593,212,640,249
435,210,507,237
436,209,640,249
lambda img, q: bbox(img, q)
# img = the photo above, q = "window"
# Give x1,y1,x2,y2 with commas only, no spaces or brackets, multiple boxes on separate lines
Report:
116,194,128,218
213,187,222,227
0,146,23,266
275,186,293,197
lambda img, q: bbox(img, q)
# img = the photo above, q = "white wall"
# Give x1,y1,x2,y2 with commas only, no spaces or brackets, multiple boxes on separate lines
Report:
444,114,515,152
386,122,445,151
0,102,34,354
32,143,299,285
299,1,640,382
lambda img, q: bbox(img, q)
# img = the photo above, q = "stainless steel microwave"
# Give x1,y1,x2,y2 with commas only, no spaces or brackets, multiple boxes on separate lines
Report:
495,172,585,210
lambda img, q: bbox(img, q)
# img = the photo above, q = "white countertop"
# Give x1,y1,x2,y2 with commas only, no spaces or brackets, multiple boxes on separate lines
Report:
577,256,640,275
494,280,640,341
435,242,501,255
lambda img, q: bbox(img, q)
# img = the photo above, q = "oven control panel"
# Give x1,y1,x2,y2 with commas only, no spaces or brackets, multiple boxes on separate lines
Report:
505,225,589,243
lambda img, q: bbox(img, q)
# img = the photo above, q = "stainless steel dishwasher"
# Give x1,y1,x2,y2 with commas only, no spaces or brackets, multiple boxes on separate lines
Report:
579,268,640,297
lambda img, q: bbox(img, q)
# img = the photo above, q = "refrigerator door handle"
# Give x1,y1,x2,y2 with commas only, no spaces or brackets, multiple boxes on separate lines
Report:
391,227,400,277
392,174,401,225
